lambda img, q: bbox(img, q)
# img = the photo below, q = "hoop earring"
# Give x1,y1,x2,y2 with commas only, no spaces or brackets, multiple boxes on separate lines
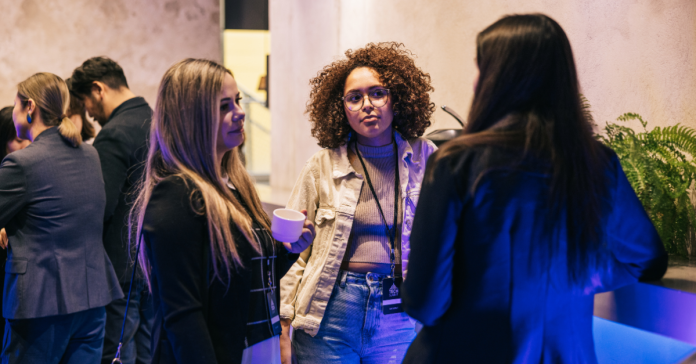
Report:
27,114,32,124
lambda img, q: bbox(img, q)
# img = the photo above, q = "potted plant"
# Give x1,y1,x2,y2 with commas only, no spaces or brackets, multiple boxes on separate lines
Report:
597,112,696,256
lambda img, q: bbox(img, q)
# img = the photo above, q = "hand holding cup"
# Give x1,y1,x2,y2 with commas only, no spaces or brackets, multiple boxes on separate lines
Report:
272,208,315,254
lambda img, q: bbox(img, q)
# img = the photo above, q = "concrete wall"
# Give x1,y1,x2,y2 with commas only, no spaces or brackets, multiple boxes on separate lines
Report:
269,0,696,192
0,0,222,108
268,0,340,193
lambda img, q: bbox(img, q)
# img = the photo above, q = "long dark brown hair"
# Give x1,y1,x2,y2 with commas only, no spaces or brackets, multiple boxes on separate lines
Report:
438,14,609,282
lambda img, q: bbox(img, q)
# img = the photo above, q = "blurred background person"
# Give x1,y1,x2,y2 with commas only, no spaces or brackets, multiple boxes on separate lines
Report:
402,14,668,364
279,42,437,364
130,58,313,363
0,105,31,338
65,78,97,144
1,106,31,160
0,72,122,363
70,57,153,364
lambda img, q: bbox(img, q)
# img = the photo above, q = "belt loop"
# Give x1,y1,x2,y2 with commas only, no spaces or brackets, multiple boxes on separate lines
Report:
339,270,348,288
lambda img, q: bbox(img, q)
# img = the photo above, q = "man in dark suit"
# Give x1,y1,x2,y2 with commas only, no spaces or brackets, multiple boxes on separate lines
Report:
70,57,153,364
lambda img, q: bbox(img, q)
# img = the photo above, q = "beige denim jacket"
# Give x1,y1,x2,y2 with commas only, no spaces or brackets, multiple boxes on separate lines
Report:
279,131,437,336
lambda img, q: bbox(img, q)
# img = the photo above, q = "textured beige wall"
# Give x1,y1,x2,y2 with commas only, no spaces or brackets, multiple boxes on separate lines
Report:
268,0,340,193
269,0,696,192
0,0,221,108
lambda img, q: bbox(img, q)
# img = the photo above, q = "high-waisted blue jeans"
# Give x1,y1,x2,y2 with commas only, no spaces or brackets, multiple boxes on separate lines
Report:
293,271,417,364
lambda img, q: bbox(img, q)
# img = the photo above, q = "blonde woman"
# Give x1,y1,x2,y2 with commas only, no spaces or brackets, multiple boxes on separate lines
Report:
130,59,314,364
0,73,122,363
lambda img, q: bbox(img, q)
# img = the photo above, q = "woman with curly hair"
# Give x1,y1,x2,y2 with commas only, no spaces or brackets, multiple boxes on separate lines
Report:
279,42,437,363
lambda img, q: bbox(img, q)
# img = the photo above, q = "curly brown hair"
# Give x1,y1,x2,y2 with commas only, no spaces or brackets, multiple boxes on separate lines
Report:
307,42,435,148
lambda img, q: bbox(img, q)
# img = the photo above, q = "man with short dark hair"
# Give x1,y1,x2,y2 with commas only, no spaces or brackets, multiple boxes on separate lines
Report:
70,57,153,364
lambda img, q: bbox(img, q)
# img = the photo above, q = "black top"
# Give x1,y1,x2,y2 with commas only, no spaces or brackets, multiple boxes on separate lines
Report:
93,96,152,283
143,175,298,364
0,127,123,319
402,144,668,364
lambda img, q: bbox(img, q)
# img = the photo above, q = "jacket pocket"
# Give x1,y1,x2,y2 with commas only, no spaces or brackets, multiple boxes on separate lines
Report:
5,258,27,274
314,208,336,225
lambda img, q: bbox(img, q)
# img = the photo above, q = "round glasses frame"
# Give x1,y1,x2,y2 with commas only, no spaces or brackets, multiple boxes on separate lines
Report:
341,88,390,112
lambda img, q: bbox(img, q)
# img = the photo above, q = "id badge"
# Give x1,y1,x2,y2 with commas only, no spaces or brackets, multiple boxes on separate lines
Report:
266,291,282,335
382,277,404,315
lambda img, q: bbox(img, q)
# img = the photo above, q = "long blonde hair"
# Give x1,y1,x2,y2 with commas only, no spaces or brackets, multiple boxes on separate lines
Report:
17,73,82,147
131,59,269,285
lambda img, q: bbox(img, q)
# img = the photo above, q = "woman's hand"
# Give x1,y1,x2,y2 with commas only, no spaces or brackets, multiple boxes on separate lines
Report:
280,318,297,364
282,210,315,254
0,228,7,249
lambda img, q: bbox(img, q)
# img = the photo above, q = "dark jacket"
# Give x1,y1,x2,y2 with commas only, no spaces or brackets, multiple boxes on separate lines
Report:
402,144,668,364
93,96,152,283
0,127,123,319
143,176,298,364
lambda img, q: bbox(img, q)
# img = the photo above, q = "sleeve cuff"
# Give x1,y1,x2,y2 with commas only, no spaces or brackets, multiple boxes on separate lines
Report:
280,304,295,320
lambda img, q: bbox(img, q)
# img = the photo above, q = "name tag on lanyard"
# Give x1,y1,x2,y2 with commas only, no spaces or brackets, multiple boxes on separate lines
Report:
382,276,404,315
354,139,404,315
261,229,282,336
266,290,282,335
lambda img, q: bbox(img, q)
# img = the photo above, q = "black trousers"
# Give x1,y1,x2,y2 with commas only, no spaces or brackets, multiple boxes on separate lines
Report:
101,281,154,364
1,306,106,364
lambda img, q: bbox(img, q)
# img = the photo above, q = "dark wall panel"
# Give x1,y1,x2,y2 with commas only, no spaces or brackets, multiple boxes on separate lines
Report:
225,0,268,30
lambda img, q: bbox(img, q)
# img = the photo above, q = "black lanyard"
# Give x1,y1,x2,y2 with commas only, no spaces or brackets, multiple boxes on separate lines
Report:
353,138,400,278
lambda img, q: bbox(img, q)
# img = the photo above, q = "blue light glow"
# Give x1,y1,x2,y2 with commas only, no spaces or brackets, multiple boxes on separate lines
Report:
593,317,695,363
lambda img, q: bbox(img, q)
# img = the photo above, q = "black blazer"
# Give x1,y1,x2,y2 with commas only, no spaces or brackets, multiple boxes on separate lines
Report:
93,96,152,283
143,176,298,364
402,145,668,364
0,127,123,319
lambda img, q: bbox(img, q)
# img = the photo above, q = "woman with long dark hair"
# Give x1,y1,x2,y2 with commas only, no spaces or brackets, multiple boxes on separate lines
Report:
402,14,667,363
130,59,313,363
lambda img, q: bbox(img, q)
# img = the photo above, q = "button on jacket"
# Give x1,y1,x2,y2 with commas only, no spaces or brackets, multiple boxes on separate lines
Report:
279,131,436,336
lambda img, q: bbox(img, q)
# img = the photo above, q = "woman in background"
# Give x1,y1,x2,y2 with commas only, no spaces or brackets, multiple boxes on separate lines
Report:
66,78,97,144
402,14,668,363
130,58,314,364
0,105,31,338
279,42,437,363
0,73,122,363
0,106,30,160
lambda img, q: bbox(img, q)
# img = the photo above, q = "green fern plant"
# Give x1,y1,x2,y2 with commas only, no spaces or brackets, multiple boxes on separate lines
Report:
597,113,696,256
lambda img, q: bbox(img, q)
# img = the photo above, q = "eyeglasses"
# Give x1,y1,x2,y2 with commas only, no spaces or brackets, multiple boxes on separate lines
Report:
341,88,390,112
